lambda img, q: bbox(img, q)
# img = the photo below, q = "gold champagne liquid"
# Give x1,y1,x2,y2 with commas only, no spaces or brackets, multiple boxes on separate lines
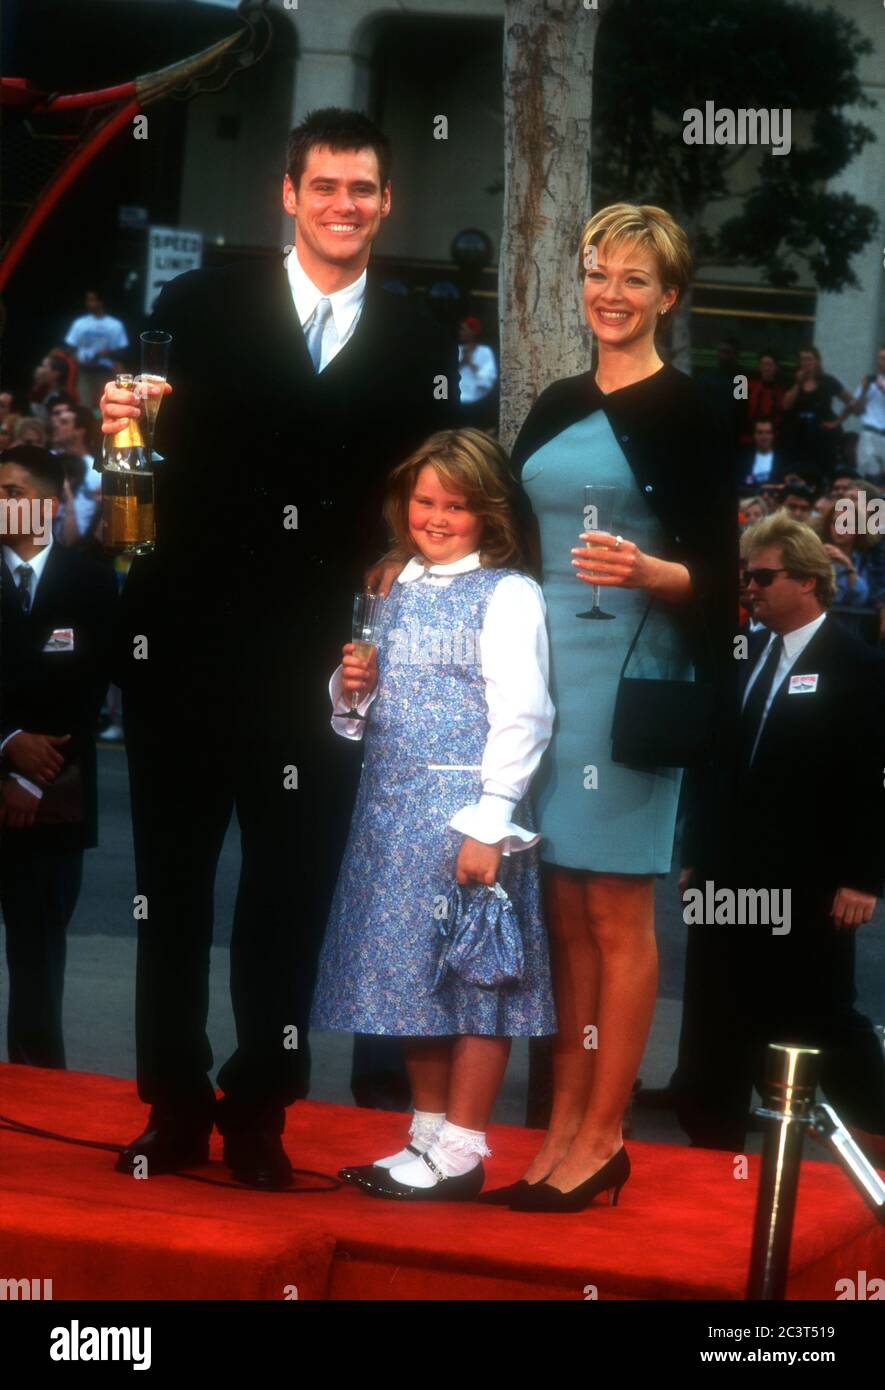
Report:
352,639,376,660
136,374,165,432
101,472,155,549
102,410,155,552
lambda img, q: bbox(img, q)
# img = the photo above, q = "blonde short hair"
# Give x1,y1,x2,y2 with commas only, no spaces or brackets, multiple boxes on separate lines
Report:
14,416,47,447
383,428,524,570
739,496,767,525
577,203,692,308
741,509,836,607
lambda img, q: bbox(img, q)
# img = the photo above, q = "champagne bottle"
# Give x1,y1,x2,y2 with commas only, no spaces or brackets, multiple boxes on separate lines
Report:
101,374,155,553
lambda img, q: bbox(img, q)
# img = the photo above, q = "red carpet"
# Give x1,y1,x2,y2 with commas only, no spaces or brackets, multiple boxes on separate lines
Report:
1,1063,881,1300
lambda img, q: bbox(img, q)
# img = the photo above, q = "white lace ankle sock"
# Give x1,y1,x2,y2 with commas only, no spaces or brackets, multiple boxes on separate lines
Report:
388,1119,491,1189
372,1110,445,1169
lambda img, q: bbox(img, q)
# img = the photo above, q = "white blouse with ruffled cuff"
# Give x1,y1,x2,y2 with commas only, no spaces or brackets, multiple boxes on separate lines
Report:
329,665,377,738
328,551,554,852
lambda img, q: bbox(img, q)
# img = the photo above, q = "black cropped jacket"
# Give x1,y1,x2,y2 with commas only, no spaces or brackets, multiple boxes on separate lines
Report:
509,362,739,691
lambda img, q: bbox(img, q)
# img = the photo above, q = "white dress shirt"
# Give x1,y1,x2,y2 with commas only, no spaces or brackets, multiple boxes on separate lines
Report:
750,449,775,483
329,550,555,852
285,246,366,373
458,343,498,404
1,540,56,799
742,611,828,760
854,375,885,432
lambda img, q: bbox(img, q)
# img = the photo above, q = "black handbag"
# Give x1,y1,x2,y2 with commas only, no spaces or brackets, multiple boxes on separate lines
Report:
610,600,715,769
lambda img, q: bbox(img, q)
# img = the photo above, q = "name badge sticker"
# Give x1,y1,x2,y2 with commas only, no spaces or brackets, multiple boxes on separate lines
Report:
43,628,75,652
788,672,818,694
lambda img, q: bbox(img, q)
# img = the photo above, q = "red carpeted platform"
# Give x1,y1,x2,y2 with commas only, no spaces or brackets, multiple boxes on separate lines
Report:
1,1064,882,1300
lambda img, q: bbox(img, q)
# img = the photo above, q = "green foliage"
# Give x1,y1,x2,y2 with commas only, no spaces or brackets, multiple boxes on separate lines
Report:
592,0,877,289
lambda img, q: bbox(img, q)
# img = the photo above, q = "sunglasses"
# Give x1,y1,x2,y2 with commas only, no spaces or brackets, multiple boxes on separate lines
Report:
742,567,790,587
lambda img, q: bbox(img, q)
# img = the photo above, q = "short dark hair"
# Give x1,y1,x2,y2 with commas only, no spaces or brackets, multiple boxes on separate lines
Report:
783,482,814,502
286,107,392,191
64,404,96,446
0,444,65,498
759,349,778,360
754,417,774,428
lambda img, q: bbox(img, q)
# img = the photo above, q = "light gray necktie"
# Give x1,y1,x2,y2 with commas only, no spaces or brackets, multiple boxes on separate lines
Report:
305,297,333,372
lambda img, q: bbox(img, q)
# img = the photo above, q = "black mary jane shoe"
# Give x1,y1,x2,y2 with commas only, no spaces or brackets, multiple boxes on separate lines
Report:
339,1143,423,1186
509,1147,631,1213
353,1152,485,1202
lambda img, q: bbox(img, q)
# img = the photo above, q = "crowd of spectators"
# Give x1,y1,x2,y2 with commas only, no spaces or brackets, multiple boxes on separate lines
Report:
727,342,885,647
3,313,884,655
1,290,131,743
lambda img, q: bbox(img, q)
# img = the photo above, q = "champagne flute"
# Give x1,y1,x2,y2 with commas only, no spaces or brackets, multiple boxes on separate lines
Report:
349,590,384,720
577,484,618,620
134,330,172,463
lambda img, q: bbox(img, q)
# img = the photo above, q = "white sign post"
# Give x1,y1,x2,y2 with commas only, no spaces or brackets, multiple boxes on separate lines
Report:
144,228,203,314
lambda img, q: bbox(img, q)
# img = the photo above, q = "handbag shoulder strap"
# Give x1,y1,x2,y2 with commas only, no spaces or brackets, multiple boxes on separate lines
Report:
619,590,718,680
619,598,655,679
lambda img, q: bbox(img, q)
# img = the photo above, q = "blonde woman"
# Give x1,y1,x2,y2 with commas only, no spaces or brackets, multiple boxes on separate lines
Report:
13,417,47,448
740,496,767,527
815,483,885,637
484,204,736,1212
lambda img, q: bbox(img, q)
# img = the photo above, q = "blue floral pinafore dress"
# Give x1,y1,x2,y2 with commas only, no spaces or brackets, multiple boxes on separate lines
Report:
310,565,557,1037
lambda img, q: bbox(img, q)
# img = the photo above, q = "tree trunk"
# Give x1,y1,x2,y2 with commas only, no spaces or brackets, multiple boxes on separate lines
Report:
668,209,700,375
499,0,609,451
669,282,693,375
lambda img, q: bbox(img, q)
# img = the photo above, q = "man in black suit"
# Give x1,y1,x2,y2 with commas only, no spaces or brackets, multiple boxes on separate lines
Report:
673,510,885,1153
100,108,458,1187
737,419,787,492
0,446,117,1066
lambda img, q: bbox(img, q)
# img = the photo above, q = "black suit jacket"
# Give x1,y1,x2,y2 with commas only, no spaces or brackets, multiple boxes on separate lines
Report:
690,617,885,899
115,256,459,718
736,449,787,491
1,544,118,850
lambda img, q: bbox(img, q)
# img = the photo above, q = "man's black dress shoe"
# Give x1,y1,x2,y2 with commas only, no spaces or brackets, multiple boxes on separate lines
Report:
222,1130,293,1190
510,1147,631,1213
115,1123,210,1176
353,1153,485,1201
339,1143,422,1187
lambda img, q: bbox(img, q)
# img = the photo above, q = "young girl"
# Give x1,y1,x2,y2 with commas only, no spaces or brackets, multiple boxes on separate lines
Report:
310,428,556,1201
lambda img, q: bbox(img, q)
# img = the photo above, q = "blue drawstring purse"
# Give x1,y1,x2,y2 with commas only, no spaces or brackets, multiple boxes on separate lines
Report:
432,882,525,992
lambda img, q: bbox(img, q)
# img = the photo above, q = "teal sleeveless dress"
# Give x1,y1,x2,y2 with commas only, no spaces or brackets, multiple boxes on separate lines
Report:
521,409,692,874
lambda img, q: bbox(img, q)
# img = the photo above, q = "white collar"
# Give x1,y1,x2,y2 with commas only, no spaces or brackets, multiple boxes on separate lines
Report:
285,245,366,339
3,539,54,581
397,550,482,583
765,610,827,659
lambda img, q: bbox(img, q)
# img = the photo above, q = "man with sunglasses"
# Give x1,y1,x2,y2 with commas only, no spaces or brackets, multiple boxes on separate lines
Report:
758,481,784,514
671,511,885,1156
